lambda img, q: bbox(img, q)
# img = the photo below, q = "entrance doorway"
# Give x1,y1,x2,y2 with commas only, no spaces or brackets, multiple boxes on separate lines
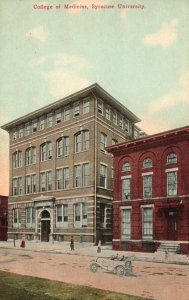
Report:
41,220,50,242
167,211,177,240
40,210,51,242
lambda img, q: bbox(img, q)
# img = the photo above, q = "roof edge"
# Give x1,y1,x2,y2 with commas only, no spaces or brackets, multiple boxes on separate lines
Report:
1,83,140,131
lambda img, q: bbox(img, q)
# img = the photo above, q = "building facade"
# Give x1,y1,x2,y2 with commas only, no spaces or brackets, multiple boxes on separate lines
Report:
0,195,8,241
1,83,141,244
106,126,189,254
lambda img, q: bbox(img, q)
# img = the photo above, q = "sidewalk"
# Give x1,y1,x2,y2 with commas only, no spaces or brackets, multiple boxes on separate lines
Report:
1,240,189,265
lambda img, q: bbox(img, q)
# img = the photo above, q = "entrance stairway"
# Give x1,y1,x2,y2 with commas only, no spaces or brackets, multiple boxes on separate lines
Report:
156,242,180,254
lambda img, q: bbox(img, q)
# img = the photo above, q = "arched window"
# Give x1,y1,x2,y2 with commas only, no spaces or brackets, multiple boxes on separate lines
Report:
41,210,50,219
143,158,152,168
167,153,177,164
75,131,89,153
56,138,63,157
40,142,52,161
12,151,22,168
75,132,82,153
122,162,131,172
25,147,36,165
56,136,70,157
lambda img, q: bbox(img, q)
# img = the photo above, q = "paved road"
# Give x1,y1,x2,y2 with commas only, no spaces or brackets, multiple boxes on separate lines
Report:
0,248,189,300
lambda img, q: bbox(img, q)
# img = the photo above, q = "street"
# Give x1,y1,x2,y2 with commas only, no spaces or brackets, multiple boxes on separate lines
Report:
0,248,189,300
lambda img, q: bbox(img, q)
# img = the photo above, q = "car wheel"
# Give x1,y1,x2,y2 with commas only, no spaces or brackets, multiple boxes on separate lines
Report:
90,263,98,273
116,265,125,276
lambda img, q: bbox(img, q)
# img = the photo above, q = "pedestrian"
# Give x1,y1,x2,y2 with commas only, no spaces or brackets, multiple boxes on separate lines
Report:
70,236,74,251
97,240,101,253
165,249,169,260
20,235,26,248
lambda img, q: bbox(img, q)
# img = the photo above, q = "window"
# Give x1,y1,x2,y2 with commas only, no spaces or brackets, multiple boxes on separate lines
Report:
40,142,52,161
26,207,35,228
100,164,107,188
83,163,89,187
121,209,131,239
143,175,152,199
113,111,117,125
12,129,17,140
39,116,45,130
64,106,70,121
167,171,177,196
122,178,131,200
56,169,63,190
74,101,80,117
47,171,52,191
112,139,118,145
75,131,89,153
74,165,82,187
40,171,52,192
26,174,36,194
143,158,152,168
83,131,89,151
63,167,69,189
56,168,70,190
100,133,107,151
74,202,87,228
100,203,107,228
13,208,19,227
75,132,82,153
119,116,123,129
167,153,177,164
12,177,22,196
40,172,46,192
56,204,68,227
106,107,110,120
56,138,63,157
142,207,153,239
74,164,89,188
134,128,140,139
122,162,131,172
32,120,37,133
12,151,22,169
55,109,62,124
83,98,90,114
124,119,129,132
47,113,53,128
98,100,103,115
18,127,23,138
26,147,36,165
63,136,69,156
25,123,30,136
56,137,70,157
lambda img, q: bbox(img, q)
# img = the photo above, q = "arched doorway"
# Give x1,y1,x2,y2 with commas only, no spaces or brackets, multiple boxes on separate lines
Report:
40,210,51,242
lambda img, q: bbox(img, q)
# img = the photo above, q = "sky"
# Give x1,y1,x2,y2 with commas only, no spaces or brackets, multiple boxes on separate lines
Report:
0,0,189,195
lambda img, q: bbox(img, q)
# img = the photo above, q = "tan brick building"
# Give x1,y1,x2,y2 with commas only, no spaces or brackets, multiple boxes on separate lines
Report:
1,83,140,244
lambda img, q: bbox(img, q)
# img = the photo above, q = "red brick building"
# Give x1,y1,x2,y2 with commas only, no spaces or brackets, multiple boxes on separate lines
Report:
0,195,8,241
106,126,189,254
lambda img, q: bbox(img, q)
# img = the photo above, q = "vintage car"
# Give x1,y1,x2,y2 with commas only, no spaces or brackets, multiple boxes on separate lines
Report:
89,254,135,276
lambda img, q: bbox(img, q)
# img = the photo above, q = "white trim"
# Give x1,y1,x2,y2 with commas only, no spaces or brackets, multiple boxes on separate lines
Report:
74,160,89,166
142,172,153,176
121,175,132,179
100,162,108,167
120,206,131,210
165,167,178,172
141,204,154,208
39,169,52,173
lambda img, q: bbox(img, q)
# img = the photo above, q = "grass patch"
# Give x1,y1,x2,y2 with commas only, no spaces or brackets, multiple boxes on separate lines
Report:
0,271,147,300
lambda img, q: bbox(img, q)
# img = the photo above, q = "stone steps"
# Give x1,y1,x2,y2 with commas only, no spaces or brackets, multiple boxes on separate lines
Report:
157,242,180,253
